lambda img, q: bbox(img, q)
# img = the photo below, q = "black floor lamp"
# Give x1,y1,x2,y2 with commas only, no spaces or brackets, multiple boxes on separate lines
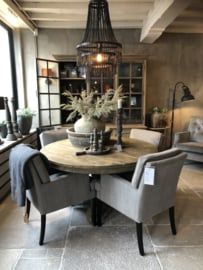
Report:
170,82,195,147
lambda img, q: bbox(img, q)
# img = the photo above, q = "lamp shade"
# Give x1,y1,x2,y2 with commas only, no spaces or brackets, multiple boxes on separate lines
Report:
181,85,195,102
76,0,122,75
0,97,5,110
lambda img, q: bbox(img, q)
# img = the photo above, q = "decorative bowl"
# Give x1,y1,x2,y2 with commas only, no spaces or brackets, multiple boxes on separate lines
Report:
66,127,112,148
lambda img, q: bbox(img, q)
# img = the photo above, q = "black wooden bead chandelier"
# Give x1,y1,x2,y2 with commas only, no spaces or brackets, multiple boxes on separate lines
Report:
76,0,122,75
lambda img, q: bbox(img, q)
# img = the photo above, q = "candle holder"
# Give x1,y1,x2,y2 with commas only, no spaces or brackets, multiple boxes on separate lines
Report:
4,97,17,141
10,97,22,138
116,107,123,152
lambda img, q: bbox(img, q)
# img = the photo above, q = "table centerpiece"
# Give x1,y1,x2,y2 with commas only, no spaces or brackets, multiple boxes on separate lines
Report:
61,85,122,147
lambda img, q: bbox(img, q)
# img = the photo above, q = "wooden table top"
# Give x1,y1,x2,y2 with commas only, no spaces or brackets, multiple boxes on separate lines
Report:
41,138,156,174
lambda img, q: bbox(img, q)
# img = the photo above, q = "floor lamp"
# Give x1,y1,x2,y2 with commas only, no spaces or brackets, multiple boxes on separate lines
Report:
170,82,195,147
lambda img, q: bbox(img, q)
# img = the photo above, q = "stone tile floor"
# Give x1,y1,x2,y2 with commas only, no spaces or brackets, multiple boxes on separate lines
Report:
0,162,203,270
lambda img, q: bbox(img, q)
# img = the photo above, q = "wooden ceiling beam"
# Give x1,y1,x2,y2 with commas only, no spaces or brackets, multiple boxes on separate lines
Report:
2,0,37,32
19,2,153,13
140,0,192,43
37,20,143,29
18,0,154,3
30,12,147,21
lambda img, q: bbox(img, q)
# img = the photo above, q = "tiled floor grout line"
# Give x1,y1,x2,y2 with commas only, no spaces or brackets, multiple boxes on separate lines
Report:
58,207,73,270
145,225,163,270
180,177,202,199
12,249,23,270
152,244,203,248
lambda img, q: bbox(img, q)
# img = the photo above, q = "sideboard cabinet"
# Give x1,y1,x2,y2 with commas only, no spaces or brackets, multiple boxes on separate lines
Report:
36,57,146,128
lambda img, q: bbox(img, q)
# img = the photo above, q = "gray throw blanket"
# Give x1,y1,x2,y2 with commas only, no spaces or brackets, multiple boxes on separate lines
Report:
9,144,47,207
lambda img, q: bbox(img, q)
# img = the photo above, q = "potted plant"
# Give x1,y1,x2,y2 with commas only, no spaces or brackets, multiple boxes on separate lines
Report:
150,106,168,128
17,108,36,135
61,85,122,133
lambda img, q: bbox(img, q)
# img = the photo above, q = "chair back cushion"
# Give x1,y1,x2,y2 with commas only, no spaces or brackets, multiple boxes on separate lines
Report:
40,129,67,147
130,129,162,150
135,151,186,222
188,117,203,142
29,155,50,184
132,148,183,189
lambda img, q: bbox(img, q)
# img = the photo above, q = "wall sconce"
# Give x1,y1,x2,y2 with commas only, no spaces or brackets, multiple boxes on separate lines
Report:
170,82,195,147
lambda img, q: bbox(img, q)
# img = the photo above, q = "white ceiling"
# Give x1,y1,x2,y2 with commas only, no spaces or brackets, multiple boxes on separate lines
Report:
1,0,203,43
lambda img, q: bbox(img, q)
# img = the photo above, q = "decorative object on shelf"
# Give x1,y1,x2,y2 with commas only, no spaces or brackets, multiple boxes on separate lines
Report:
115,99,123,151
10,97,22,138
150,106,168,128
61,85,122,133
76,0,122,75
170,81,195,147
3,97,17,141
41,68,52,85
41,68,52,77
17,107,36,135
66,127,112,148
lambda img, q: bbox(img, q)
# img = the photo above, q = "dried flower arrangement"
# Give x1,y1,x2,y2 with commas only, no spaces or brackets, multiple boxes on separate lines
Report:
61,85,122,122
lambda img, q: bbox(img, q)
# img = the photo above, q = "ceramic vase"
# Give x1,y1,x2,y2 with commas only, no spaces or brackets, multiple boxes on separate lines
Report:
74,116,105,133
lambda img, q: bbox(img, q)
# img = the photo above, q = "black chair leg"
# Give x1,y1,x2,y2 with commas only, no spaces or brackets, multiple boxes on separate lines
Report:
96,199,102,227
24,198,31,223
39,214,46,245
91,198,102,226
136,222,145,256
169,206,176,235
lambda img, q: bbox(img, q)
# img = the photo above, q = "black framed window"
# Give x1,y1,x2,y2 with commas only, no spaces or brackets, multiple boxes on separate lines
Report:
0,21,17,107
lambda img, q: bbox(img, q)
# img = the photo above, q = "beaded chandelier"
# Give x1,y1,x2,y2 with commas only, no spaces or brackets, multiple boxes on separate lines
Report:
76,0,122,75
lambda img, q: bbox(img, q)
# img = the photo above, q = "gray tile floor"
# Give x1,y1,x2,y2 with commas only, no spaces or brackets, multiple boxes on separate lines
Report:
0,163,203,270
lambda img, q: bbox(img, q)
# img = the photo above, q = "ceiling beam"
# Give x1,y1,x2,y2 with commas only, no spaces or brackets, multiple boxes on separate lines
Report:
3,0,37,32
30,12,147,22
140,0,191,43
37,20,143,29
18,0,154,3
19,2,153,13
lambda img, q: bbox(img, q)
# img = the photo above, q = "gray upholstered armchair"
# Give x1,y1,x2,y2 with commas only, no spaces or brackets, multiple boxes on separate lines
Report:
39,128,67,147
96,148,186,256
10,144,94,245
130,128,163,151
173,117,203,162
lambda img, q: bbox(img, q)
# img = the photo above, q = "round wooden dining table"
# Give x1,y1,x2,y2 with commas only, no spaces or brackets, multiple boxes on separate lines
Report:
40,138,157,175
41,138,156,225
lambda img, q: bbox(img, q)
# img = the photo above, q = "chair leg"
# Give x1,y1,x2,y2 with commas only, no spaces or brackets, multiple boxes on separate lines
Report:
169,206,176,235
39,214,46,245
91,198,102,226
136,222,145,256
96,199,102,227
24,198,31,223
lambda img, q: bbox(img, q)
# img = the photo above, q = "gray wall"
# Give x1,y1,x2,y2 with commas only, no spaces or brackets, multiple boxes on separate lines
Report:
21,28,203,133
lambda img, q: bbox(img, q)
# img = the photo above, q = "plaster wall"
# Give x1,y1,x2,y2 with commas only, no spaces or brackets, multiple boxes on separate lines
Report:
21,28,203,133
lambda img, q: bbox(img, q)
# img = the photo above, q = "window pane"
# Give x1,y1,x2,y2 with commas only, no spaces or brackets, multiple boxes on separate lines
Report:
0,24,13,98
0,23,13,121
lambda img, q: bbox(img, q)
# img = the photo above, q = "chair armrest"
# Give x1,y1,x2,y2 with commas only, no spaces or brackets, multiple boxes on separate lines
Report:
38,174,94,214
173,131,190,146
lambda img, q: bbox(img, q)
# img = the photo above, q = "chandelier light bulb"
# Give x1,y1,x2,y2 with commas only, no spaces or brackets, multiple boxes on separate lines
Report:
96,53,103,63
